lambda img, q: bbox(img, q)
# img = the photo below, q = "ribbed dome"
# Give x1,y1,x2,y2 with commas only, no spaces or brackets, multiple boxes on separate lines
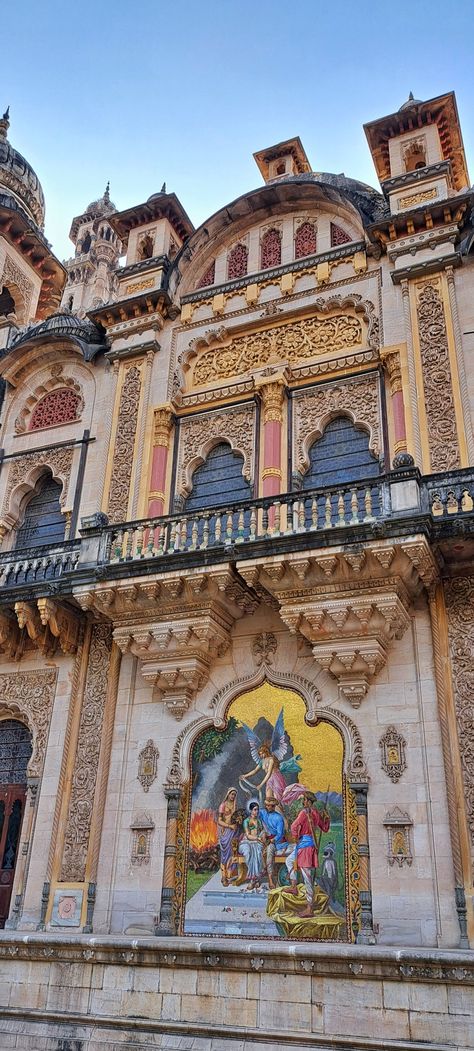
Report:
398,92,423,112
0,109,45,229
85,182,116,218
8,310,106,361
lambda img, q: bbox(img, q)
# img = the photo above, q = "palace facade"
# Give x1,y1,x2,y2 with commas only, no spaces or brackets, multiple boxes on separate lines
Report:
0,92,473,1049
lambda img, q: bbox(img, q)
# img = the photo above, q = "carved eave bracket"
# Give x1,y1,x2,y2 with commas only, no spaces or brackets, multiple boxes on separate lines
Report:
12,599,82,657
238,536,438,705
74,565,259,719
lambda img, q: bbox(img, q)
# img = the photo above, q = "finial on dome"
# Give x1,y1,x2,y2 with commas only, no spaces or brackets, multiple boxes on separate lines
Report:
408,91,414,102
161,181,167,193
399,90,422,112
0,106,10,141
104,181,110,203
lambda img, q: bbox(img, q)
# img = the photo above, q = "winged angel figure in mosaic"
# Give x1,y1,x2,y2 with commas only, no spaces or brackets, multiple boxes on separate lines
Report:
238,708,308,805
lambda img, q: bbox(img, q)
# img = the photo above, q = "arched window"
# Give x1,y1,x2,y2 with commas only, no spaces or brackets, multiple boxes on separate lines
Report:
295,222,317,259
330,223,351,247
196,260,216,289
16,474,65,548
0,286,16,317
184,443,251,512
227,243,248,280
404,141,426,173
82,232,92,254
302,416,380,523
260,228,281,269
29,388,81,431
138,234,154,261
0,720,32,928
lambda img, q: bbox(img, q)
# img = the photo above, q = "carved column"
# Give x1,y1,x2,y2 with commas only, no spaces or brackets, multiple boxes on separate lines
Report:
381,348,408,460
414,278,461,472
131,347,156,518
155,785,182,936
350,783,376,944
445,266,474,464
106,360,143,523
400,279,422,466
255,374,287,499
147,404,174,517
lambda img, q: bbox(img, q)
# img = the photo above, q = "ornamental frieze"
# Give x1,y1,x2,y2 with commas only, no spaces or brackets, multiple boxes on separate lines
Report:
415,279,460,472
443,576,474,847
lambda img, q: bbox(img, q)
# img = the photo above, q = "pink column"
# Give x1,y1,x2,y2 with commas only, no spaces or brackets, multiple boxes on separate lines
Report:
147,406,173,518
256,379,286,526
382,352,408,460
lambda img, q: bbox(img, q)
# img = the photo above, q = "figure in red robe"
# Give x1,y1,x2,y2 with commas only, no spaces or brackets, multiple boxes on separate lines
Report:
285,791,330,917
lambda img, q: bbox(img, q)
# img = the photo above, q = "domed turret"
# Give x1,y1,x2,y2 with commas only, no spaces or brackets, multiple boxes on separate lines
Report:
0,108,45,229
398,91,423,112
85,182,117,218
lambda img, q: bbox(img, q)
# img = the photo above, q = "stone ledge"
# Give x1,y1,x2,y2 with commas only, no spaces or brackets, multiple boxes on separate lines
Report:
0,1005,455,1051
0,933,472,984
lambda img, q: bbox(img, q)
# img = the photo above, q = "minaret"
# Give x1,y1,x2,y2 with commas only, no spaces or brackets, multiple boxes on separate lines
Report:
61,184,121,315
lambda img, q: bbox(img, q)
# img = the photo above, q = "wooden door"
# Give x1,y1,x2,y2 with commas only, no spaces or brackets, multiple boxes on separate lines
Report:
0,785,26,927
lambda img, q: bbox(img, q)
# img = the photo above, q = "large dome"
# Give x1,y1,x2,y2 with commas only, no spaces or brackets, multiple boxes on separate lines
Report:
0,109,45,230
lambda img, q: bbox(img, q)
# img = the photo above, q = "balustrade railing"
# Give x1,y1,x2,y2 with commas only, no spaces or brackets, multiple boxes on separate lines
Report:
426,470,474,519
105,477,384,565
0,540,81,588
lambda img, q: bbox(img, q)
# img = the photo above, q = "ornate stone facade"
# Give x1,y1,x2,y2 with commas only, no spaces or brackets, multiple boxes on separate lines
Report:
107,362,142,523
415,279,461,472
444,576,474,847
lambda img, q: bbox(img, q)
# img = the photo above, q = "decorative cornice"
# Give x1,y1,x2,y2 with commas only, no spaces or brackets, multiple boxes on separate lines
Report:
391,252,462,284
381,160,452,194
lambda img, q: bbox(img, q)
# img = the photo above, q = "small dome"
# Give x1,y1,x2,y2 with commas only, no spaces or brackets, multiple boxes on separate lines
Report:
9,310,106,361
0,108,45,229
399,92,423,112
85,182,116,217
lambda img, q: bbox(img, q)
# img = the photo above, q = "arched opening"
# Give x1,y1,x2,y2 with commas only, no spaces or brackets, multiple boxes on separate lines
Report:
301,415,380,522
138,234,154,261
0,719,32,928
29,388,81,431
15,472,65,549
404,143,426,173
82,232,92,254
184,442,251,512
261,228,282,269
0,285,16,317
180,682,356,941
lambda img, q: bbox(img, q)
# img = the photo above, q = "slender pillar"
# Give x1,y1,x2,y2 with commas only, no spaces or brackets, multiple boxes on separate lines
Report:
131,346,156,518
147,404,174,517
155,785,182,936
381,348,408,462
255,375,287,525
350,782,376,944
400,279,422,466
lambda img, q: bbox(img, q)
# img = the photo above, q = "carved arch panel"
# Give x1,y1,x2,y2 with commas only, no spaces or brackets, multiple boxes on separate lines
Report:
293,373,381,476
0,447,74,535
0,669,57,779
176,404,256,501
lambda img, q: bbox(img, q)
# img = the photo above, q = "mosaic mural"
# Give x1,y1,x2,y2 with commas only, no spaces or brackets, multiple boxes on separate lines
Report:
180,683,353,940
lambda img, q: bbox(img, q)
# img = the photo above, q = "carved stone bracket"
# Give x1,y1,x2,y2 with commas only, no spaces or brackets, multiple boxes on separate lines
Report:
36,598,81,654
12,599,81,656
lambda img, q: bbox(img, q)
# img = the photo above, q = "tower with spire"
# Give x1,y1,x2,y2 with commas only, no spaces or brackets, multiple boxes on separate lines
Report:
60,184,121,315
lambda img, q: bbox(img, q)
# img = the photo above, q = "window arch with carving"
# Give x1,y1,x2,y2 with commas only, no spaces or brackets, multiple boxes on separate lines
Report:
15,473,65,549
227,243,248,280
330,222,352,247
29,388,81,431
295,221,317,259
138,233,154,261
301,415,380,522
260,227,281,269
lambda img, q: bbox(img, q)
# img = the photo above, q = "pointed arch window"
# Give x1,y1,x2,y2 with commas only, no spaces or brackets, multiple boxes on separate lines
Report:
260,228,281,269
295,221,317,259
301,415,380,524
15,474,65,549
227,243,248,280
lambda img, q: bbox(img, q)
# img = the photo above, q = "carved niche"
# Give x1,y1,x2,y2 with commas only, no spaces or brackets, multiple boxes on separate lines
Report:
293,373,380,474
107,362,143,523
383,808,413,867
0,668,57,778
415,279,460,472
61,623,113,882
379,726,407,783
443,576,474,847
130,812,155,865
138,739,159,792
177,404,255,500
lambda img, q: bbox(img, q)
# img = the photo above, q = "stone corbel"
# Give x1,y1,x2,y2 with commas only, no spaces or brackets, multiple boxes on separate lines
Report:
14,601,56,655
0,609,23,659
36,598,81,654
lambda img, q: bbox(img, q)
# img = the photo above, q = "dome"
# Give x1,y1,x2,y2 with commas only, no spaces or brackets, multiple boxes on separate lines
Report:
8,310,106,361
85,182,116,218
398,92,423,112
0,108,45,229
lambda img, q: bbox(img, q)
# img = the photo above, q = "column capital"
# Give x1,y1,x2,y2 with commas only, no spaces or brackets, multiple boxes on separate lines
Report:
254,369,288,424
153,403,174,447
380,344,404,394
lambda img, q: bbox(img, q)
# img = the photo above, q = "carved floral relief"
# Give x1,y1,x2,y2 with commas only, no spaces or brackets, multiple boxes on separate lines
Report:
443,576,474,846
107,362,142,523
415,280,460,472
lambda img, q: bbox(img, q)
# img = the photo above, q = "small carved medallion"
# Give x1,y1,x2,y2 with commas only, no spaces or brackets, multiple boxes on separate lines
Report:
384,808,413,867
252,632,278,666
138,739,159,792
379,726,407,783
130,812,155,865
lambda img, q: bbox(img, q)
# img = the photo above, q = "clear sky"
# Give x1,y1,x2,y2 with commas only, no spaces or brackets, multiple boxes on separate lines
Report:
3,0,473,262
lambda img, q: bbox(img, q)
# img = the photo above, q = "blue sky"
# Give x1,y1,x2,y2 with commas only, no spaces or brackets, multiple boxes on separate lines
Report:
3,0,473,261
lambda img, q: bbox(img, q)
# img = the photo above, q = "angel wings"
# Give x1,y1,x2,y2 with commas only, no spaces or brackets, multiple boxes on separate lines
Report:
240,707,289,766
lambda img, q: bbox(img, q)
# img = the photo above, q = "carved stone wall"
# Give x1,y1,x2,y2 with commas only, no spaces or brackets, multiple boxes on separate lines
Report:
0,668,57,778
107,362,142,523
415,279,460,472
177,404,255,498
60,623,113,882
293,374,380,473
443,576,474,849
